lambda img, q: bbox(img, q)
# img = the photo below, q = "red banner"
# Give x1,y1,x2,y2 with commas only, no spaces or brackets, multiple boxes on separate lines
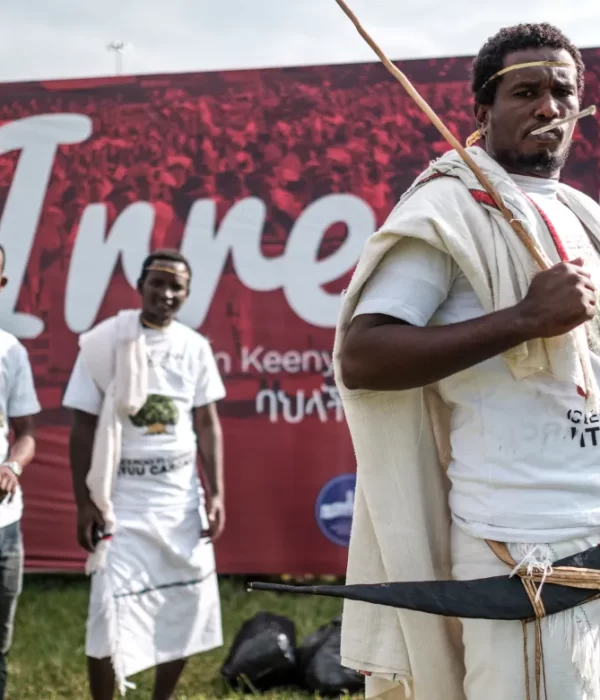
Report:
0,50,599,574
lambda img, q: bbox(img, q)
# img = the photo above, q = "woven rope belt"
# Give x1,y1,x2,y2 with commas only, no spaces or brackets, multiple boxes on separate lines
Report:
487,541,600,700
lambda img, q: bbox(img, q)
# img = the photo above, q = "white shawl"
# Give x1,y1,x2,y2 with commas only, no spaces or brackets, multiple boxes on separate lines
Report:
78,309,148,574
336,147,600,699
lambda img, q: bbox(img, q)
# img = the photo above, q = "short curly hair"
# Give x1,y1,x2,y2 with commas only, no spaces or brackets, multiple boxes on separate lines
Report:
472,23,585,105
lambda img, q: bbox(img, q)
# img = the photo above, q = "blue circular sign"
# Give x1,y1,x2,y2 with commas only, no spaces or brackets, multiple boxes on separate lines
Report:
315,473,356,547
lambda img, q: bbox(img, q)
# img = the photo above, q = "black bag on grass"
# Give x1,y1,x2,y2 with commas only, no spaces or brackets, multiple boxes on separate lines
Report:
221,611,298,691
298,617,364,696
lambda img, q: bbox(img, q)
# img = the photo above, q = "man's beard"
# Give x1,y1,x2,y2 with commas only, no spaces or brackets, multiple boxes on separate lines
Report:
496,142,572,178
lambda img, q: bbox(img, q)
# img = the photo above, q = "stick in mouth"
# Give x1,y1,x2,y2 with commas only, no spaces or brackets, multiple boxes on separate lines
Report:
530,105,596,135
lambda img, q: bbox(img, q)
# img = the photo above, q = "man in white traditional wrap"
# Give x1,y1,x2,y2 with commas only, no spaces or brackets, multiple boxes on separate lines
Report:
336,23,600,700
63,249,226,699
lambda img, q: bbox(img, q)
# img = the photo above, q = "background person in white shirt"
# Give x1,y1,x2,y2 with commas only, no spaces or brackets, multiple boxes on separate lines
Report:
63,249,226,700
341,23,600,700
0,244,40,700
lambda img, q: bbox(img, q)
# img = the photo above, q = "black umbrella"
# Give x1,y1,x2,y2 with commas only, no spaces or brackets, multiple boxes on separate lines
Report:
249,545,600,621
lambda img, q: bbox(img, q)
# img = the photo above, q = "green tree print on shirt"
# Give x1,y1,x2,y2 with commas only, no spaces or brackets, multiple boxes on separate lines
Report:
129,394,179,434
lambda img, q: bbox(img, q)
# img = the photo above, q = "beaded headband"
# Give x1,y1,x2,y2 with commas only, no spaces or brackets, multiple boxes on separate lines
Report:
479,60,572,90
146,264,190,279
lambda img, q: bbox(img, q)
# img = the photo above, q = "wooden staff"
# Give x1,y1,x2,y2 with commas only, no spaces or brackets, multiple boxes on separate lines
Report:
334,0,549,270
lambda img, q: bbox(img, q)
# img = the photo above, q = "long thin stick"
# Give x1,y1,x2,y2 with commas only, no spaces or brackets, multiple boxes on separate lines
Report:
530,105,596,135
334,0,548,270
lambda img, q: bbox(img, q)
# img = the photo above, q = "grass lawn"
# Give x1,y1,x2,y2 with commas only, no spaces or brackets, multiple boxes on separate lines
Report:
9,574,365,699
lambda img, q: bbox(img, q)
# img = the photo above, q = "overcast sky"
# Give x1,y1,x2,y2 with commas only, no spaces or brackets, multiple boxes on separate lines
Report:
1,0,600,82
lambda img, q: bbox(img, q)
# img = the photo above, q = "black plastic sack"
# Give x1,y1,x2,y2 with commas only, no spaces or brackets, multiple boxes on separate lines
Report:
299,616,364,696
221,611,298,691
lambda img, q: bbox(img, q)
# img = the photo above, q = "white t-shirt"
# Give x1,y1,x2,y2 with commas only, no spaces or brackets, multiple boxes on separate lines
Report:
0,330,41,528
353,174,600,544
63,321,226,512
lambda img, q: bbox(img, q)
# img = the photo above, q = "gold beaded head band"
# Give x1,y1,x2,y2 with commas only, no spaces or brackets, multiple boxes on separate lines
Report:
146,264,191,279
466,60,574,147
479,60,572,91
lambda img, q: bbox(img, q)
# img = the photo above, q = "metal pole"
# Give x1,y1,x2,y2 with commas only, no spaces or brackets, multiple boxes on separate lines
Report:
107,41,126,75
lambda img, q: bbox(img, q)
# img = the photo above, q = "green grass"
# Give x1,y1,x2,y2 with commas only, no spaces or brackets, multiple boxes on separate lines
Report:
8,575,364,699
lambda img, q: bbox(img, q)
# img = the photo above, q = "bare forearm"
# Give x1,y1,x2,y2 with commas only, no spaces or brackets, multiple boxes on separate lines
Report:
6,434,35,468
69,412,98,508
198,423,224,497
342,306,534,391
69,434,94,507
7,417,37,470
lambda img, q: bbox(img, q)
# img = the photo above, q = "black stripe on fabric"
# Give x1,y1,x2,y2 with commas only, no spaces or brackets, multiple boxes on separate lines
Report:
113,570,216,600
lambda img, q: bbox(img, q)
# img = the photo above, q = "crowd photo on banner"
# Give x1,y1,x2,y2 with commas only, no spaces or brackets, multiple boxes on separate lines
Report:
2,6,600,700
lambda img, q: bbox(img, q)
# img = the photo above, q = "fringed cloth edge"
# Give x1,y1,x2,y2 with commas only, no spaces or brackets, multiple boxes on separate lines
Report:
487,540,600,700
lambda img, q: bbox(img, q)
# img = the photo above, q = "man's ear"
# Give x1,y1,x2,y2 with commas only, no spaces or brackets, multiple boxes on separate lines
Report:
474,102,489,132
136,277,143,294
